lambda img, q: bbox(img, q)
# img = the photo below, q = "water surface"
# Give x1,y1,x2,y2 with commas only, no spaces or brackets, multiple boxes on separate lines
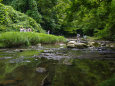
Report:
0,45,115,86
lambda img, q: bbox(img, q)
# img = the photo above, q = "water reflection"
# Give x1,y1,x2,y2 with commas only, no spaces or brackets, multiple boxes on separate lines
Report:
0,45,115,86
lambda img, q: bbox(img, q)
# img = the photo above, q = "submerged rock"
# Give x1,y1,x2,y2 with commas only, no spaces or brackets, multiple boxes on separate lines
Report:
0,57,12,60
36,67,46,73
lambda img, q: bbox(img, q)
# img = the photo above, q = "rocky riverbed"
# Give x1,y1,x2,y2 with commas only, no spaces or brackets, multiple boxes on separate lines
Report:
0,43,115,86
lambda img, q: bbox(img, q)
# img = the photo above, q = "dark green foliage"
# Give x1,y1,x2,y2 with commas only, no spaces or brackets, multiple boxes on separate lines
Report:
99,78,115,86
1,0,115,40
11,0,42,23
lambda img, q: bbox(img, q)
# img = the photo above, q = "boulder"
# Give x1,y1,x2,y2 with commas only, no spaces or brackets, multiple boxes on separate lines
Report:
59,43,66,48
110,43,115,48
75,43,88,49
36,67,46,73
68,41,77,44
67,41,87,48
67,41,77,48
67,43,75,48
88,42,100,47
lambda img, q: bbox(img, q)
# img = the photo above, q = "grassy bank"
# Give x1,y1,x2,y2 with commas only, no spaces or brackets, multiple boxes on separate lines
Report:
0,32,66,48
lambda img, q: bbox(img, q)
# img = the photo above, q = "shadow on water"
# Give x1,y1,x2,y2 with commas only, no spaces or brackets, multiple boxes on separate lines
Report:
0,44,115,86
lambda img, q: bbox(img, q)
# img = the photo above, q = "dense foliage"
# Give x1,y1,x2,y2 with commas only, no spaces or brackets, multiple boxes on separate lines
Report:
1,0,115,40
0,3,44,33
0,32,66,47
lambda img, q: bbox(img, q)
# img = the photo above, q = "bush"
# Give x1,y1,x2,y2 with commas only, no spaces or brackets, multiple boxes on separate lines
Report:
38,33,66,44
0,32,29,47
0,3,44,33
0,32,66,48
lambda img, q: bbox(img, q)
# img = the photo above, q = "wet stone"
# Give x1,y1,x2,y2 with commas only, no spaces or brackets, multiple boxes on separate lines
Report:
36,67,46,73
0,57,12,60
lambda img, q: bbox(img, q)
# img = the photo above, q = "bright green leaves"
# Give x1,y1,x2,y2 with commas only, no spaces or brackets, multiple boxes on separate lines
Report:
0,3,44,32
1,0,115,40
0,3,7,24
0,0,3,2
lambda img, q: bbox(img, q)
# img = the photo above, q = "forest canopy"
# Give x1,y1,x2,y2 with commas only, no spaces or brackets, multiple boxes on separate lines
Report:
1,0,115,40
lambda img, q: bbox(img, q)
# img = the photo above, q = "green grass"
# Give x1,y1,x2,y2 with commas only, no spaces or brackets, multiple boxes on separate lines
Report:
0,32,67,48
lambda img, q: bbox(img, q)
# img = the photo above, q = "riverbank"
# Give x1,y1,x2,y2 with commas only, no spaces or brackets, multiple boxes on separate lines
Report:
0,32,67,48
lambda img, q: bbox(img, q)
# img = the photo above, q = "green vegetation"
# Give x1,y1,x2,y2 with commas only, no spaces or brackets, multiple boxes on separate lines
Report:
99,77,115,86
0,32,66,48
0,3,44,33
1,0,115,40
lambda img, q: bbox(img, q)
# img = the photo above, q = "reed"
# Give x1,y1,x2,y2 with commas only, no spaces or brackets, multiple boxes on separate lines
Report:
0,32,66,48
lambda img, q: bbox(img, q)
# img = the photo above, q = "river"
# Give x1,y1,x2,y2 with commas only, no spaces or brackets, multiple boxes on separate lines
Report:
0,44,115,86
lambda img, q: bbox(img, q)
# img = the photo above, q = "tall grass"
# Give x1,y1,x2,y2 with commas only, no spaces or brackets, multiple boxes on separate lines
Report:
0,32,66,48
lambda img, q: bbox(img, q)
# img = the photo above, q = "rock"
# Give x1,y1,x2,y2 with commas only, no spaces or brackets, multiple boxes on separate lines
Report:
36,67,46,73
59,44,66,48
19,50,23,52
110,43,115,48
37,43,42,47
67,41,76,48
88,42,100,47
43,50,54,53
67,41,88,48
63,59,72,66
0,57,12,60
60,44,66,46
106,44,110,47
75,43,88,49
67,43,75,48
68,41,77,44
100,42,106,47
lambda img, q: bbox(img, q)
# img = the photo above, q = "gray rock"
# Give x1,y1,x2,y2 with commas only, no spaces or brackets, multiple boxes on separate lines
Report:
36,67,46,73
75,43,88,49
67,43,75,48
88,42,100,47
67,41,77,48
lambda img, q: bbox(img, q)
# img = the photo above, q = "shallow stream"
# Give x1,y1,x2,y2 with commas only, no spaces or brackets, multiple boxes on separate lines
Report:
0,44,115,86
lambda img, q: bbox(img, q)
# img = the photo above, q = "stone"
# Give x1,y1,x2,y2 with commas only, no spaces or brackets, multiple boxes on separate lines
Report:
75,43,88,49
67,43,75,48
36,67,46,73
88,42,100,47
110,43,115,48
68,41,77,44
67,41,88,48
19,50,23,52
67,41,76,48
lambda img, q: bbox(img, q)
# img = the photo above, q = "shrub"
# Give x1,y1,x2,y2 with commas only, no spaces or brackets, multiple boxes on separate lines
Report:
0,32,67,48
0,3,44,33
0,32,29,47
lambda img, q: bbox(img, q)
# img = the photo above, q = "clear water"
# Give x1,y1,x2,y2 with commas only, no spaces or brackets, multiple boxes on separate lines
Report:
0,45,115,86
